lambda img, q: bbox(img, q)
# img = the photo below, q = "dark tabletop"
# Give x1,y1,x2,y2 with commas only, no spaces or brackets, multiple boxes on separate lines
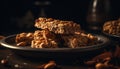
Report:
0,47,97,69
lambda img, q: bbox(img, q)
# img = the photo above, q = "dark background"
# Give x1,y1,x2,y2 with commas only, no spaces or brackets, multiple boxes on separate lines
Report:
0,0,120,36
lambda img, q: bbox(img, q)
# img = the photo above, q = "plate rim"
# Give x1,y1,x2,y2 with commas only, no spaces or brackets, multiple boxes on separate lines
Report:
102,31,120,38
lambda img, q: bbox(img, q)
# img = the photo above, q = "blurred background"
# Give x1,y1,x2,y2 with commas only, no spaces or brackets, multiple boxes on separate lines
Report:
0,0,120,36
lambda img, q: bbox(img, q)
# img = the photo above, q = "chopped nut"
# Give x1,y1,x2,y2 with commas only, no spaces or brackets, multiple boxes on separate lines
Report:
84,60,96,66
95,63,109,69
17,42,27,46
92,52,112,62
44,61,56,69
36,61,58,69
1,59,8,64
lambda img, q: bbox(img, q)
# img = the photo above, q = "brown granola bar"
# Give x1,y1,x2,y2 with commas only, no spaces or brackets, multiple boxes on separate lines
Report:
31,39,58,48
15,32,34,46
31,29,59,48
34,29,56,40
34,17,81,34
62,33,98,48
103,19,120,35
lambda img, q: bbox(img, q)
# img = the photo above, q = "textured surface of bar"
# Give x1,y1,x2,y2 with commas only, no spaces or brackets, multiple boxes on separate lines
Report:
35,17,81,34
62,33,98,48
103,19,120,35
31,29,59,48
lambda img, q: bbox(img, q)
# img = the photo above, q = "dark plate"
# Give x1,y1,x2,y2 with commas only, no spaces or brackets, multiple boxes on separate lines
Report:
102,32,120,44
0,34,110,59
103,32,120,38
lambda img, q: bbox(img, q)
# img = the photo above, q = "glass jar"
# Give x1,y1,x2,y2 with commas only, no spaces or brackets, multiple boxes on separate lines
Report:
86,0,111,33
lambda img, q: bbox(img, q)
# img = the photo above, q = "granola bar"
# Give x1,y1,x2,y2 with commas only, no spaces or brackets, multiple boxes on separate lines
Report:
103,19,120,35
15,32,34,46
31,29,59,48
62,33,98,48
34,17,81,34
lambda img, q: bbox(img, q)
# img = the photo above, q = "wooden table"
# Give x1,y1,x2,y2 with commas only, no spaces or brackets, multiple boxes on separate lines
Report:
0,47,96,69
